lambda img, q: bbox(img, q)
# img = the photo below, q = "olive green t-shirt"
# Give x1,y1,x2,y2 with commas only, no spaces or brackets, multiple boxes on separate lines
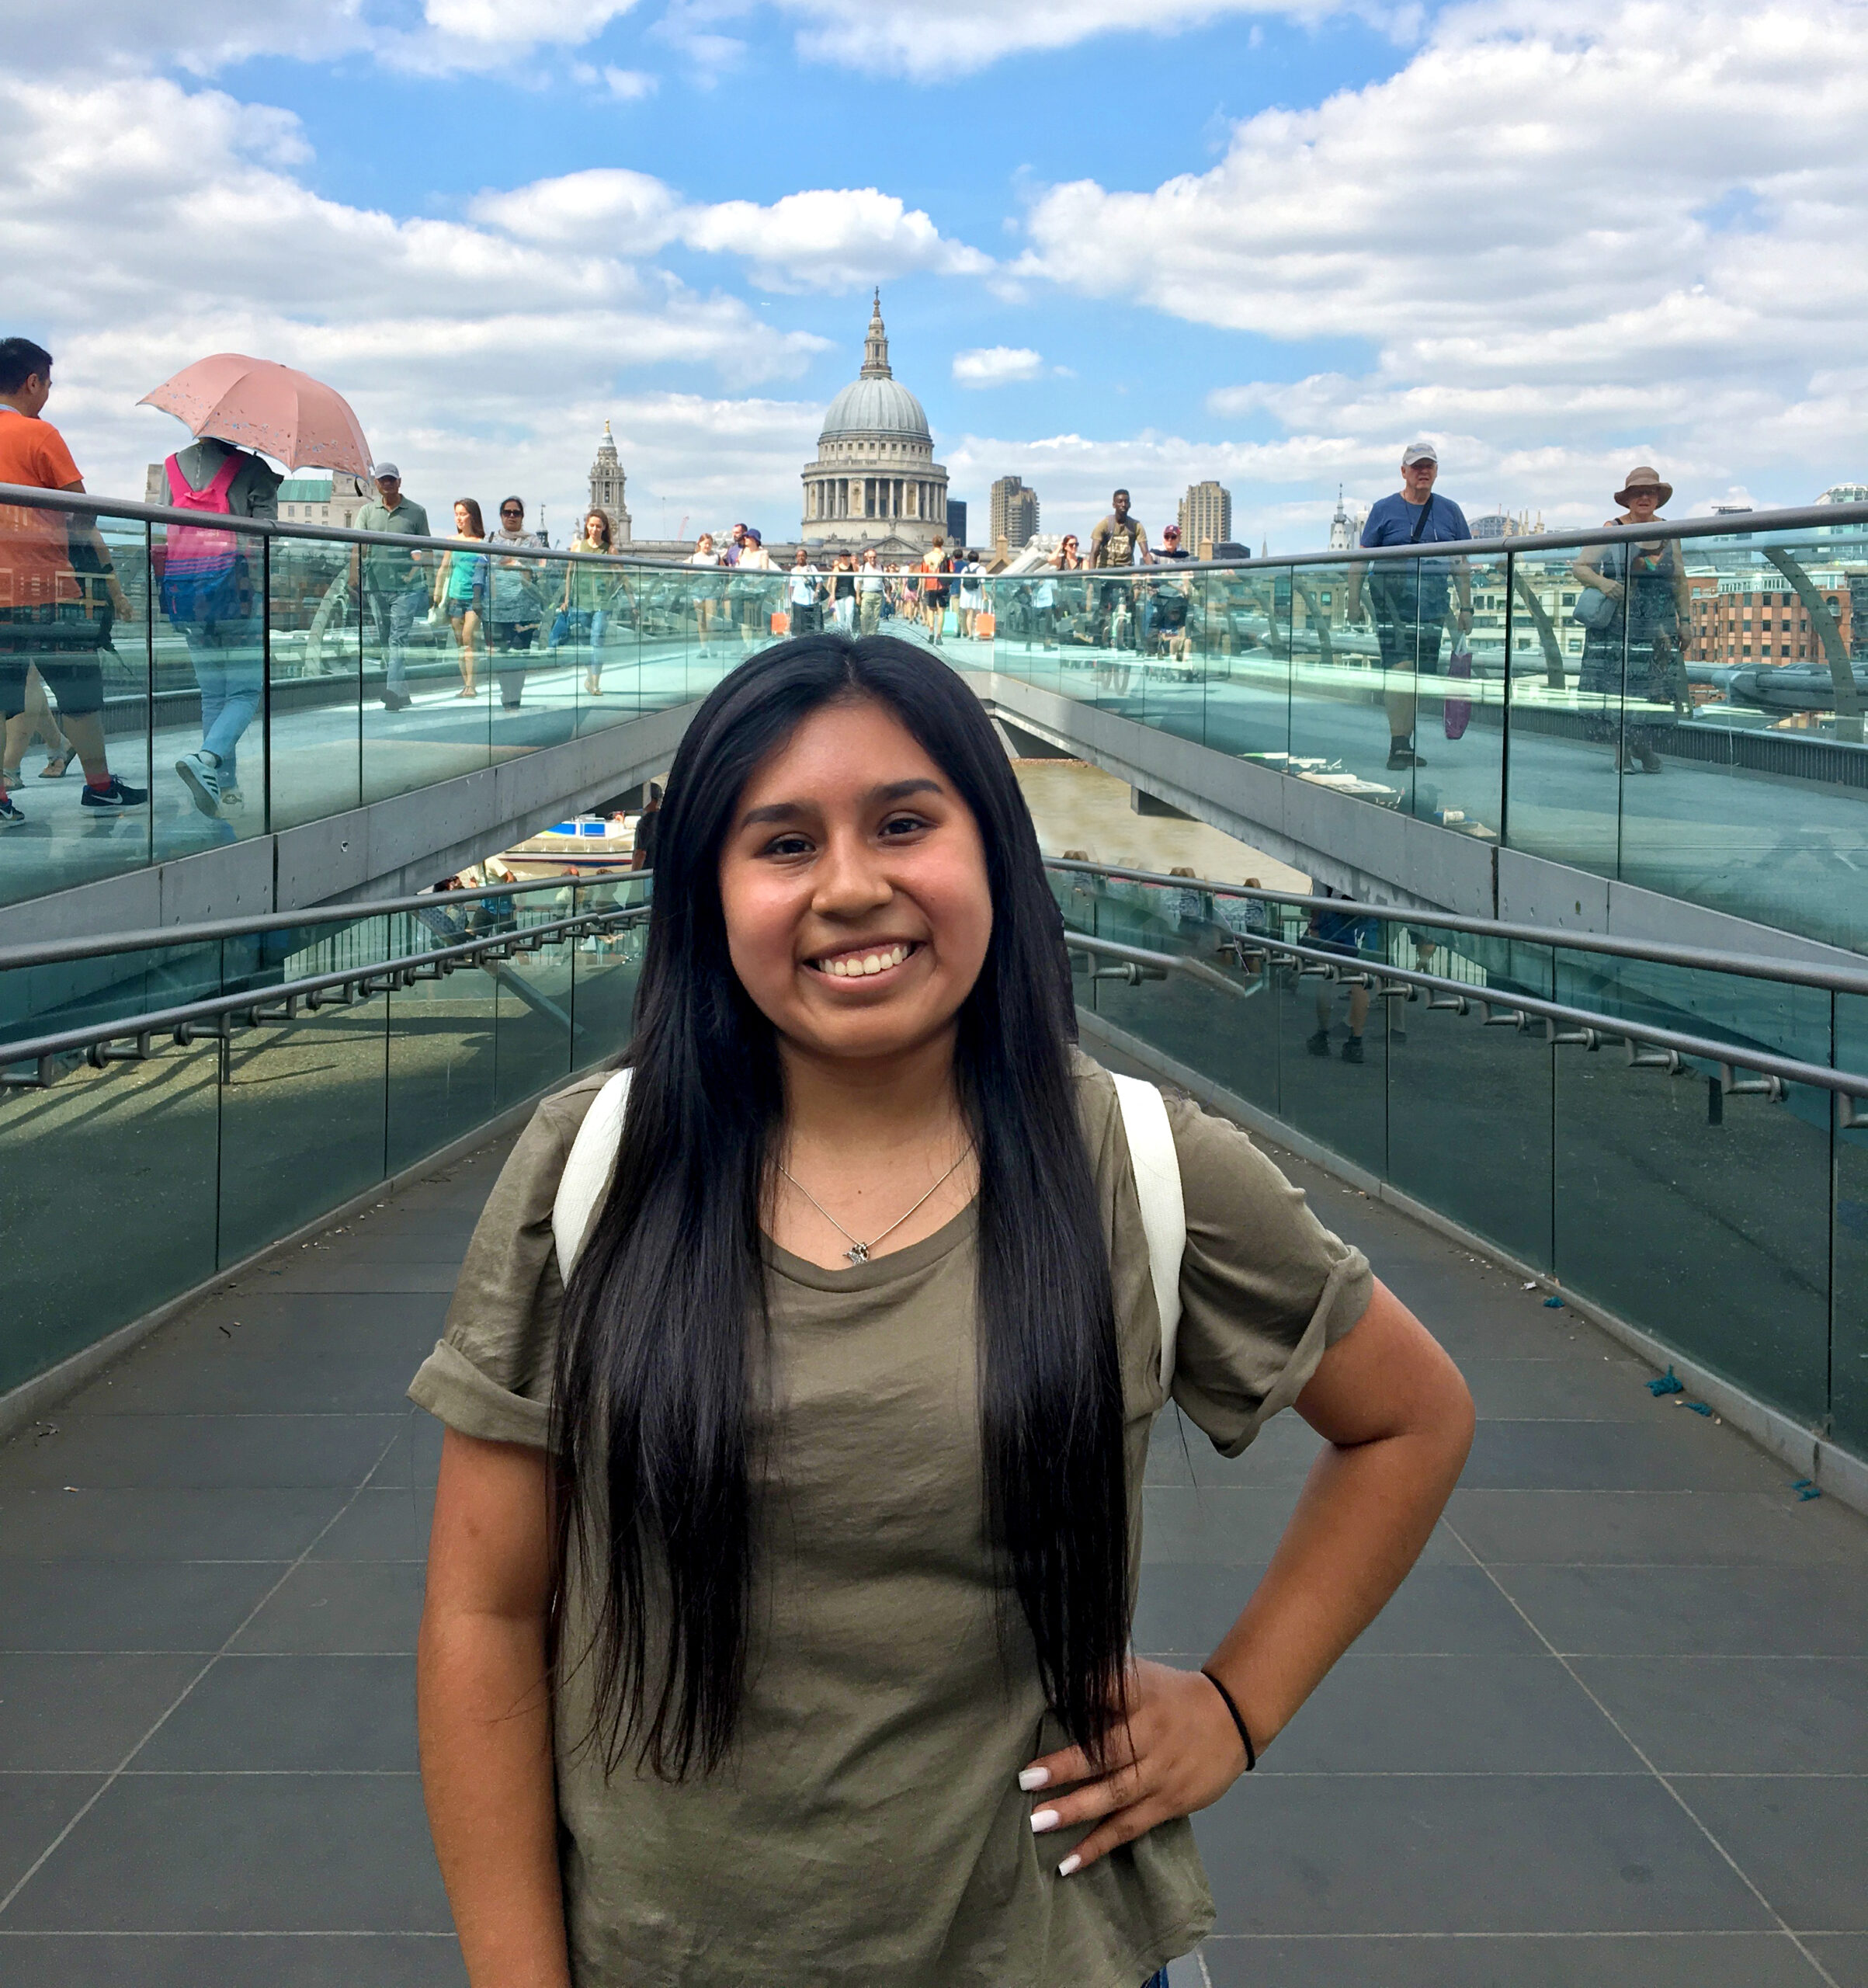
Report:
408,1051,1372,1987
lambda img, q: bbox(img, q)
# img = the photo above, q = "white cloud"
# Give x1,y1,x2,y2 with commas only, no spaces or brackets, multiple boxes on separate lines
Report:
421,0,638,44
599,65,658,99
477,172,991,290
0,75,826,528
772,0,1376,79
953,346,1045,387
1005,0,1868,522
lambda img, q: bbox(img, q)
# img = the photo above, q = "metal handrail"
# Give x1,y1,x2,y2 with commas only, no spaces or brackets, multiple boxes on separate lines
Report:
1064,930,1868,1128
1046,859,1868,998
0,873,652,974
7,481,1866,573
0,902,649,1086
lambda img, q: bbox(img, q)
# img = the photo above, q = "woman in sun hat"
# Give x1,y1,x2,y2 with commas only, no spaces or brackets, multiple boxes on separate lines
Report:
1571,467,1692,774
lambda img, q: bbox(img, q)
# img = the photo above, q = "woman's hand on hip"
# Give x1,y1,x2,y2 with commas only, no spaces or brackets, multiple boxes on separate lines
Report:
1019,1659,1248,1877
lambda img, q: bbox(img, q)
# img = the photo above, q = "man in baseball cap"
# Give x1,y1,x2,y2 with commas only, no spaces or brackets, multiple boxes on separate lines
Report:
1346,441,1472,771
356,462,430,711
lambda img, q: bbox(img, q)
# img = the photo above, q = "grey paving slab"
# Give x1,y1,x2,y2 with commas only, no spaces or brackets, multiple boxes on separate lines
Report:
1447,1489,1868,1567
144,1288,453,1333
307,1487,434,1562
0,1778,104,1899
1,1416,402,1491
1142,1487,1470,1568
1193,1774,1776,1935
1808,1936,1868,1987
0,1562,283,1653
1255,1653,1638,1775
1134,1563,1539,1657
231,1562,425,1654
1673,1778,1868,1932
0,1656,201,1771
1200,1931,1828,1986
1570,1659,1868,1774
1458,1417,1787,1493
60,1326,448,1417
0,1931,467,1988
262,1262,463,1294
0,1489,342,1564
136,1656,416,1771
3,1774,451,1933
1492,1566,1868,1656
1458,1354,1678,1420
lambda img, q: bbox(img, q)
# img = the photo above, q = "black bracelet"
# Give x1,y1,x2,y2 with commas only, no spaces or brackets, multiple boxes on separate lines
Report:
1200,1667,1256,1772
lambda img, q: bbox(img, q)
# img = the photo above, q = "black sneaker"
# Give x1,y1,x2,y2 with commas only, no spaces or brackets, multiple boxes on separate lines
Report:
1307,1028,1332,1057
1342,1034,1365,1064
80,775,148,810
1387,745,1425,770
0,794,25,828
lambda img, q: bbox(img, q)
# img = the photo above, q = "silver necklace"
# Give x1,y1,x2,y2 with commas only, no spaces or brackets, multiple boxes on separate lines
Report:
779,1148,973,1264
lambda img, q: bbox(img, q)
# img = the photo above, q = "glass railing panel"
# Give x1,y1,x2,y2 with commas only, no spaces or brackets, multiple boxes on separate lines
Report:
485,550,571,760
492,898,578,1109
567,556,640,730
1500,538,1622,881
0,1043,221,1396
0,509,154,905
362,530,493,805
1273,895,1387,1176
269,533,361,832
567,880,646,1063
1835,993,1868,1454
386,944,499,1173
1197,568,1289,765
1385,919,1554,1270
216,931,394,1267
1616,528,1868,954
1125,567,1204,745
0,937,226,1051
1551,954,1834,1422
989,572,1061,697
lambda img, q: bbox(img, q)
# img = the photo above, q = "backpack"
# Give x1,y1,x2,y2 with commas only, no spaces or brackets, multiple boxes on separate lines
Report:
159,452,252,624
551,1068,1187,1388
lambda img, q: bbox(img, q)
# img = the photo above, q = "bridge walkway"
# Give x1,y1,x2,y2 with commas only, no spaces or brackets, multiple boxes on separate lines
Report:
1,1104,1863,1986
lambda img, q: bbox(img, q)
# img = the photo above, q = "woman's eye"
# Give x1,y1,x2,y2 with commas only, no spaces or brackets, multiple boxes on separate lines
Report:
762,833,814,859
880,814,929,839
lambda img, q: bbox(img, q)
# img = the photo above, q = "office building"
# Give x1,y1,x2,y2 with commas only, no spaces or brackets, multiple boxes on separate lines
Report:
990,475,1040,551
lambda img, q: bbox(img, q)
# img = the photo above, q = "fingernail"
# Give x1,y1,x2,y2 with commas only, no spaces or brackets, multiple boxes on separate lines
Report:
1019,1767,1050,1792
1057,1854,1082,1878
1029,1809,1060,1834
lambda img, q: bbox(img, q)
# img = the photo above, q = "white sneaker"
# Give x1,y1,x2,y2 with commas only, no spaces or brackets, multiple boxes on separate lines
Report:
175,751,222,818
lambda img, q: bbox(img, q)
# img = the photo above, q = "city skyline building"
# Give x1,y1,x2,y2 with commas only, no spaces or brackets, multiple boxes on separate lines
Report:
1179,480,1232,554
800,291,949,555
585,421,633,543
990,475,1040,551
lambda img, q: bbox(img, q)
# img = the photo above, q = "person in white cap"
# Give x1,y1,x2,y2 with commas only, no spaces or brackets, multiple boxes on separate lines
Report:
355,463,431,711
1345,443,1472,772
1570,467,1691,774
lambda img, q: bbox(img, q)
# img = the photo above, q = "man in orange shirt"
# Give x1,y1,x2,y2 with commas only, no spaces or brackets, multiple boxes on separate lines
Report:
0,336,146,823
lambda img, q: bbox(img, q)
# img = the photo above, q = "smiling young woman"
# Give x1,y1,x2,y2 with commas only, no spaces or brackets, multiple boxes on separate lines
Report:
410,634,1474,1988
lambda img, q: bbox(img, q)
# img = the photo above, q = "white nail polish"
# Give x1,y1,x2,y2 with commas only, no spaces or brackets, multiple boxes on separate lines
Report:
1029,1809,1060,1834
1057,1854,1082,1878
1018,1767,1049,1792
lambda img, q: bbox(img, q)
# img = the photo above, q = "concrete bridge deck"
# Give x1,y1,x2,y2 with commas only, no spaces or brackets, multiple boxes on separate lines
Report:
2,1105,1863,1987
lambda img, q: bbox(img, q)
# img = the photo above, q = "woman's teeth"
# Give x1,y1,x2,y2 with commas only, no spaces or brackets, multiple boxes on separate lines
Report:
815,943,911,978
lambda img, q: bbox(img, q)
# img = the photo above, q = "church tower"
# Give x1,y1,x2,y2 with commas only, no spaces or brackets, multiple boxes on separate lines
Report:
861,290,891,378
586,421,632,543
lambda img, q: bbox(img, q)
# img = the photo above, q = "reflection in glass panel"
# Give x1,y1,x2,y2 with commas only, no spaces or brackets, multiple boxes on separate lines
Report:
269,533,360,831
493,916,577,1110
387,946,498,1174
0,509,154,906
1616,529,1868,955
1198,568,1290,765
1273,895,1386,1177
486,551,571,759
1385,922,1553,1269
0,1048,220,1395
217,999,391,1267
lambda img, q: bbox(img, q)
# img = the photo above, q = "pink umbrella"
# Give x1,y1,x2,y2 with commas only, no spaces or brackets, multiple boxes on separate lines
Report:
140,354,373,476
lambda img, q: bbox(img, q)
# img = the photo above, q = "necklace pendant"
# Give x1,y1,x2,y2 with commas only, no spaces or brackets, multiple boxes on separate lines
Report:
845,1242,870,1264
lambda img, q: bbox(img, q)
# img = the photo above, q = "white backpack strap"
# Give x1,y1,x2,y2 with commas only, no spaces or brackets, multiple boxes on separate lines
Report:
552,1068,634,1283
1111,1073,1186,1389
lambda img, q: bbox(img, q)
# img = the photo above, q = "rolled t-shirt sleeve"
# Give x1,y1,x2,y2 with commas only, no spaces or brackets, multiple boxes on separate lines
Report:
1164,1096,1373,1456
408,1090,587,1449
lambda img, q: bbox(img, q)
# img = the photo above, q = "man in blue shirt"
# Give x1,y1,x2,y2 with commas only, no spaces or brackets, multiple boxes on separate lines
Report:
1345,442,1472,770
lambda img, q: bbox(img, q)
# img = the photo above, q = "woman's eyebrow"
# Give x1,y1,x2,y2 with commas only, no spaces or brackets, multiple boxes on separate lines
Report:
737,778,942,832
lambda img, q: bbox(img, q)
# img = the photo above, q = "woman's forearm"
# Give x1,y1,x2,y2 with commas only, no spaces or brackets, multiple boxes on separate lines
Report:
1205,1416,1468,1751
418,1609,569,1988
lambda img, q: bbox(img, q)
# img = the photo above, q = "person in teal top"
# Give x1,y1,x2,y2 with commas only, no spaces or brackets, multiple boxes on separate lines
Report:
432,499,488,698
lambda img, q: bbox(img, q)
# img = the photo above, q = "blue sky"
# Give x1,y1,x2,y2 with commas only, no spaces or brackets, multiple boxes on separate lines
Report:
9,0,1868,547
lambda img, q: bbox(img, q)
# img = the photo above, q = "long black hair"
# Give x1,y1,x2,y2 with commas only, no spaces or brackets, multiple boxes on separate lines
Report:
551,633,1128,1779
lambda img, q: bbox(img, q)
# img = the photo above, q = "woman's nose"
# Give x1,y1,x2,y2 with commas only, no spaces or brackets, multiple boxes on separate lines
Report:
812,833,892,914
